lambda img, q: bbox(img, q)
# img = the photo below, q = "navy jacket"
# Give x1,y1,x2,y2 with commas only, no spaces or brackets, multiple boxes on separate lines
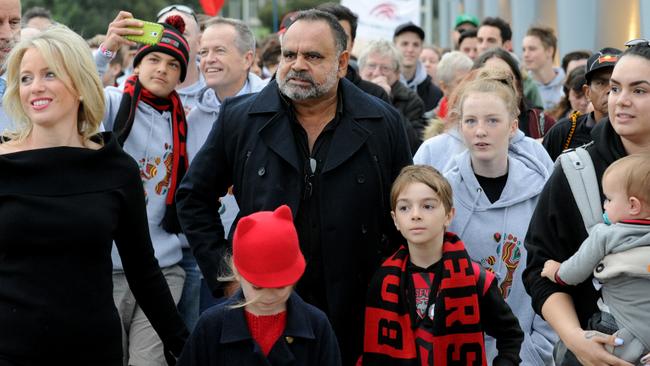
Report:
177,292,342,366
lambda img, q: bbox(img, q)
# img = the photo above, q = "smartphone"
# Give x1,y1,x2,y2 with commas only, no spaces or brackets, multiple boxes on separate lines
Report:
125,20,164,46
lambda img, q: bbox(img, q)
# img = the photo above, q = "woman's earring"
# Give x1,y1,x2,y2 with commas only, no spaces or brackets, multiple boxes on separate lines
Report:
79,96,84,102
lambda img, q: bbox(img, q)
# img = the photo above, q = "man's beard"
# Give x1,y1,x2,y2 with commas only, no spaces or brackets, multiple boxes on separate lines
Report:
0,38,17,65
277,64,339,101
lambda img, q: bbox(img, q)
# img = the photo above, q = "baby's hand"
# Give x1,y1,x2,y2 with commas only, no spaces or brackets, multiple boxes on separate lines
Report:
541,260,561,283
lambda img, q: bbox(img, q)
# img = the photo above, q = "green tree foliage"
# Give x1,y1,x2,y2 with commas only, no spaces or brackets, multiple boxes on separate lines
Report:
257,0,324,32
22,0,202,39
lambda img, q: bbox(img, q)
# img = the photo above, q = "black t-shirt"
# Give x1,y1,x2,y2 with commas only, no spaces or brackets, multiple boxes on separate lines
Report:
475,173,509,203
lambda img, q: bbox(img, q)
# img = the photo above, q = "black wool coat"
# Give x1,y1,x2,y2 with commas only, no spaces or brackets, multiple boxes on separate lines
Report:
177,78,413,364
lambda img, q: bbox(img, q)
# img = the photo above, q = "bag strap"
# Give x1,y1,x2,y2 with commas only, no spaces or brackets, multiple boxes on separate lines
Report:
558,146,603,232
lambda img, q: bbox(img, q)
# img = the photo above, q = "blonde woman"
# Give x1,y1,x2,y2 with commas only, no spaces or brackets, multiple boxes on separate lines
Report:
0,26,187,365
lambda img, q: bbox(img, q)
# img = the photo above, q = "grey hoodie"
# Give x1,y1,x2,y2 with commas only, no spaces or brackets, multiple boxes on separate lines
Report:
533,66,565,111
414,127,554,174
103,87,184,271
443,148,557,365
186,72,267,236
400,60,428,91
177,69,206,113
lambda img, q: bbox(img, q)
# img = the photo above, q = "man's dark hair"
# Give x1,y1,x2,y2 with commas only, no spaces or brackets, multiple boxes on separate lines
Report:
561,50,591,72
458,29,477,48
316,3,358,42
285,9,348,54
22,6,53,25
480,17,512,42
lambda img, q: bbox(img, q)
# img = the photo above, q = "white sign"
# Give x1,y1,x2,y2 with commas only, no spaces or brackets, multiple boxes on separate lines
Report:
342,0,421,55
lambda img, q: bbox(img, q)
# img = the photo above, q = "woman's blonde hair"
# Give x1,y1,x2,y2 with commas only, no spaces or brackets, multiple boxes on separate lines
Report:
451,67,520,121
3,25,105,142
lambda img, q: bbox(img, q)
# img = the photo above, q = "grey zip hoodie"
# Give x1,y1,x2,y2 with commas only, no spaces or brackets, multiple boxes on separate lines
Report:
414,127,554,174
186,72,266,236
400,60,428,91
444,147,557,365
103,86,184,271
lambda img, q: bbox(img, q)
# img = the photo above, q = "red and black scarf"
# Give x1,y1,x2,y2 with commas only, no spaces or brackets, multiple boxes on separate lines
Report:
362,232,493,366
113,74,188,233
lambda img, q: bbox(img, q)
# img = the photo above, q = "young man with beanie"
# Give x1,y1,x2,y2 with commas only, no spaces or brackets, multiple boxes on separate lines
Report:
393,21,443,113
97,11,190,366
542,47,622,161
157,4,206,114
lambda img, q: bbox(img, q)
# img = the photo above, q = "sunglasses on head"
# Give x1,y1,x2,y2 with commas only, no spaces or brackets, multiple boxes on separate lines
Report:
157,4,198,23
624,38,650,48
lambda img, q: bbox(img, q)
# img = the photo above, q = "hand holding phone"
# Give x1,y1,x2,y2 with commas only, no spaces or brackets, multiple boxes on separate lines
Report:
125,20,164,46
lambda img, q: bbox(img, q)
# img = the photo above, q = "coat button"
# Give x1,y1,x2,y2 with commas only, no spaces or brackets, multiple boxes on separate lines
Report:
285,336,294,344
258,167,266,176
357,174,365,183
596,263,604,272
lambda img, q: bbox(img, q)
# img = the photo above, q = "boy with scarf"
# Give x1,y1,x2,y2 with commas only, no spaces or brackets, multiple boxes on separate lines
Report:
97,11,189,366
361,165,523,366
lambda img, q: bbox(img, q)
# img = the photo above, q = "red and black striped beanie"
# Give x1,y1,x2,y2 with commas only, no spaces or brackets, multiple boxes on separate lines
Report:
132,15,190,82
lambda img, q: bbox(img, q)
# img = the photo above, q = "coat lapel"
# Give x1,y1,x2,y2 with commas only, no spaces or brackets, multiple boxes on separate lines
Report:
258,111,301,173
321,115,370,174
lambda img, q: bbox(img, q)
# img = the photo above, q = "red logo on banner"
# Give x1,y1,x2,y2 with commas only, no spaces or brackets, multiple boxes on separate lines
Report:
370,3,397,20
200,0,226,16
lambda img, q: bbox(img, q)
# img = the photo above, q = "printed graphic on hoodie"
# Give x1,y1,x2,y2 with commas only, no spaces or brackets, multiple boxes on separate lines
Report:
480,232,522,299
138,142,173,201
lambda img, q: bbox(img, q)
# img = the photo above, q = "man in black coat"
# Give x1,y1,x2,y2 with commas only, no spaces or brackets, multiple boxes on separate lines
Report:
176,9,412,365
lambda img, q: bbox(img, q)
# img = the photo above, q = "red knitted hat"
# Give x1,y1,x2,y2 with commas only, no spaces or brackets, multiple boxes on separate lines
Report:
233,205,306,288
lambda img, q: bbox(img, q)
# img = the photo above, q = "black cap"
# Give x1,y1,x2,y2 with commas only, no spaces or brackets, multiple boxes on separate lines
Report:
393,22,424,40
585,47,622,83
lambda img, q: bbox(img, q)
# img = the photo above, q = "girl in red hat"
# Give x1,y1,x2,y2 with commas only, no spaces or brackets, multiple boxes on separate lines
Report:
177,205,342,365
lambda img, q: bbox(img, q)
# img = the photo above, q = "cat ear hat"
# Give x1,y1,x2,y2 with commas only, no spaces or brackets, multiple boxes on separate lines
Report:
233,205,306,288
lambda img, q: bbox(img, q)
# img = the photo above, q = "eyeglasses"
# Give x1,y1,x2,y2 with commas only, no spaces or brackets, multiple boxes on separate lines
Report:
625,38,650,48
363,63,396,74
157,4,198,24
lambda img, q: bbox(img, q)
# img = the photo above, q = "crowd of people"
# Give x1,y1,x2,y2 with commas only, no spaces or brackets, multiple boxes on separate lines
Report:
0,0,648,365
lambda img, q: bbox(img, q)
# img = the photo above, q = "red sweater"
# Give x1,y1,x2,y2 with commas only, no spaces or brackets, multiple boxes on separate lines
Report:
244,310,287,356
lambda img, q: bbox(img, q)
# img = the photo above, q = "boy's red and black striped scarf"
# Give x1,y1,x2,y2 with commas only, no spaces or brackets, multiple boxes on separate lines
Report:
113,74,188,233
363,232,491,366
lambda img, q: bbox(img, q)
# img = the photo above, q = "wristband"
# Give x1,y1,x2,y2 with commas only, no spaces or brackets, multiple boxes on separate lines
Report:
99,44,116,59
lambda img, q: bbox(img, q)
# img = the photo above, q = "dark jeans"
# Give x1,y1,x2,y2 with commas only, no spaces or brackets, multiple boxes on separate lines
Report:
554,311,619,365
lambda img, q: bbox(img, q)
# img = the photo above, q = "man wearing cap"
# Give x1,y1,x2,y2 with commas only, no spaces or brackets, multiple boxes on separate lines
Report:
98,11,191,365
177,9,412,365
393,21,443,113
0,0,21,132
542,47,622,161
452,13,478,48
